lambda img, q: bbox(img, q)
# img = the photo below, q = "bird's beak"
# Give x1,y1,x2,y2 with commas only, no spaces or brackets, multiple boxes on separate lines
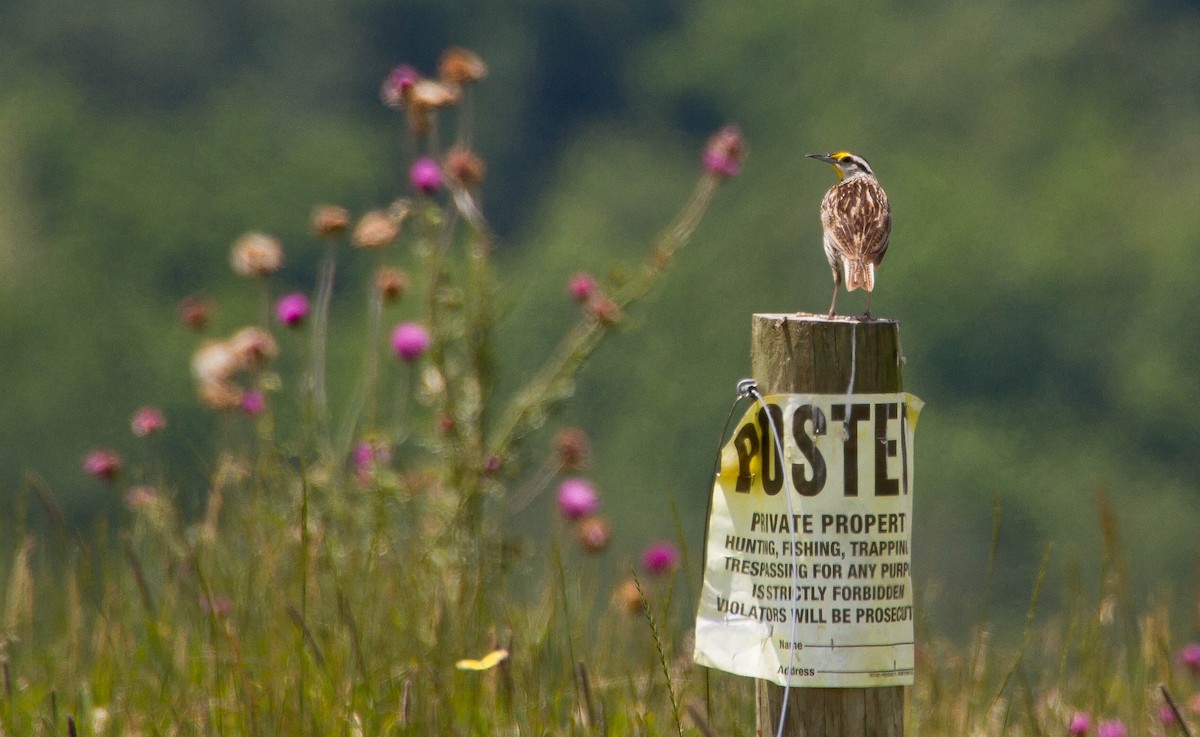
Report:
805,153,837,164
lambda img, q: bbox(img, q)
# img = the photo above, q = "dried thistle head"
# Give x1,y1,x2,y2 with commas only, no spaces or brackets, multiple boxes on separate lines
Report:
192,340,241,387
444,146,486,188
403,78,461,135
311,204,350,238
554,426,591,470
352,210,400,249
439,46,487,85
576,516,611,554
179,294,215,332
374,266,410,304
409,78,461,109
228,326,278,369
230,232,283,278
198,380,243,411
614,579,644,616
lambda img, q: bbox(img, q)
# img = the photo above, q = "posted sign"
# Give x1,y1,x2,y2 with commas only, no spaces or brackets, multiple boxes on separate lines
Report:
693,393,922,688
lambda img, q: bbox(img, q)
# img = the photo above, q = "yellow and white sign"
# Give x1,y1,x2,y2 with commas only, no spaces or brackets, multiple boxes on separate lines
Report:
693,393,923,688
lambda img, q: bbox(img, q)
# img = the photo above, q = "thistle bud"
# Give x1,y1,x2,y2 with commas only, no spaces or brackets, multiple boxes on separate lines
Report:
702,125,745,179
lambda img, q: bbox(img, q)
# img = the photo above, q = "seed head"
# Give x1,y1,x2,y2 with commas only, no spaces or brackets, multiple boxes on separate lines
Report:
576,516,611,554
614,579,644,616
438,46,488,85
198,381,243,411
443,146,486,188
179,294,215,332
554,426,590,471
374,266,410,304
408,78,460,109
311,204,351,238
352,210,400,249
230,232,284,278
228,327,278,368
192,340,241,387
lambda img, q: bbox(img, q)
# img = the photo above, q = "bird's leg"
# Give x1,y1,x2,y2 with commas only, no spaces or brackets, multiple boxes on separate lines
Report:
863,291,872,320
827,277,840,319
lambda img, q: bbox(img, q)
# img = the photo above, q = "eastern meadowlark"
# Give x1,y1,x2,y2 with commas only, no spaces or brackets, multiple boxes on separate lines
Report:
806,151,892,318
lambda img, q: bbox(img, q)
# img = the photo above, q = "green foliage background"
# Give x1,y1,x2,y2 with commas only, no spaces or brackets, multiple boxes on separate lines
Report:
2,0,1198,634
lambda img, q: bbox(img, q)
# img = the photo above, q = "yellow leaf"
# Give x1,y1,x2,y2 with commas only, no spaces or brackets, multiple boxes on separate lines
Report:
456,649,509,671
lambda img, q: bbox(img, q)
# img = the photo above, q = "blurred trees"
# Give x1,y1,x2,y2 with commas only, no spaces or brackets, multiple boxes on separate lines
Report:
1,0,1199,632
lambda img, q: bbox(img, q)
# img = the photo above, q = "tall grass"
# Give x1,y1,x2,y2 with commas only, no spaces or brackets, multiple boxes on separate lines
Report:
2,47,1198,737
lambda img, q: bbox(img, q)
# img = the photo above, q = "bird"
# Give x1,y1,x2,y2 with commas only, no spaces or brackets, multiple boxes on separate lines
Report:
806,151,892,318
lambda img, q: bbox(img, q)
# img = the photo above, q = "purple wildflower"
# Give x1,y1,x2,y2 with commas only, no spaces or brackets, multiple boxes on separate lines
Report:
556,478,600,520
391,322,431,362
276,292,310,327
642,542,680,576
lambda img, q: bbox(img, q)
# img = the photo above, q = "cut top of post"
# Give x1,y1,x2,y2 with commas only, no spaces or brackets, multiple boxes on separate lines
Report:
750,313,903,394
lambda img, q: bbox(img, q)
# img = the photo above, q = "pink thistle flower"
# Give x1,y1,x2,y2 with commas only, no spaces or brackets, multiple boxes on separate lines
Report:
201,592,233,619
556,478,599,520
1178,642,1200,675
352,439,391,484
1068,712,1091,736
1097,719,1126,737
642,541,680,576
482,454,503,475
567,272,597,303
130,406,166,437
409,156,443,195
702,125,745,179
587,294,622,325
240,389,266,416
381,65,419,108
1160,702,1178,725
391,322,431,362
352,441,375,471
125,485,160,511
83,449,123,481
275,292,310,327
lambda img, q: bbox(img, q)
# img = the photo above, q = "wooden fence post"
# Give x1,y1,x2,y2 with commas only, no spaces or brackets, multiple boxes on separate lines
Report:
750,313,905,737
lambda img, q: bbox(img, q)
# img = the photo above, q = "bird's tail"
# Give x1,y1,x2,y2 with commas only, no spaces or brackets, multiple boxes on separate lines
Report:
843,259,875,292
